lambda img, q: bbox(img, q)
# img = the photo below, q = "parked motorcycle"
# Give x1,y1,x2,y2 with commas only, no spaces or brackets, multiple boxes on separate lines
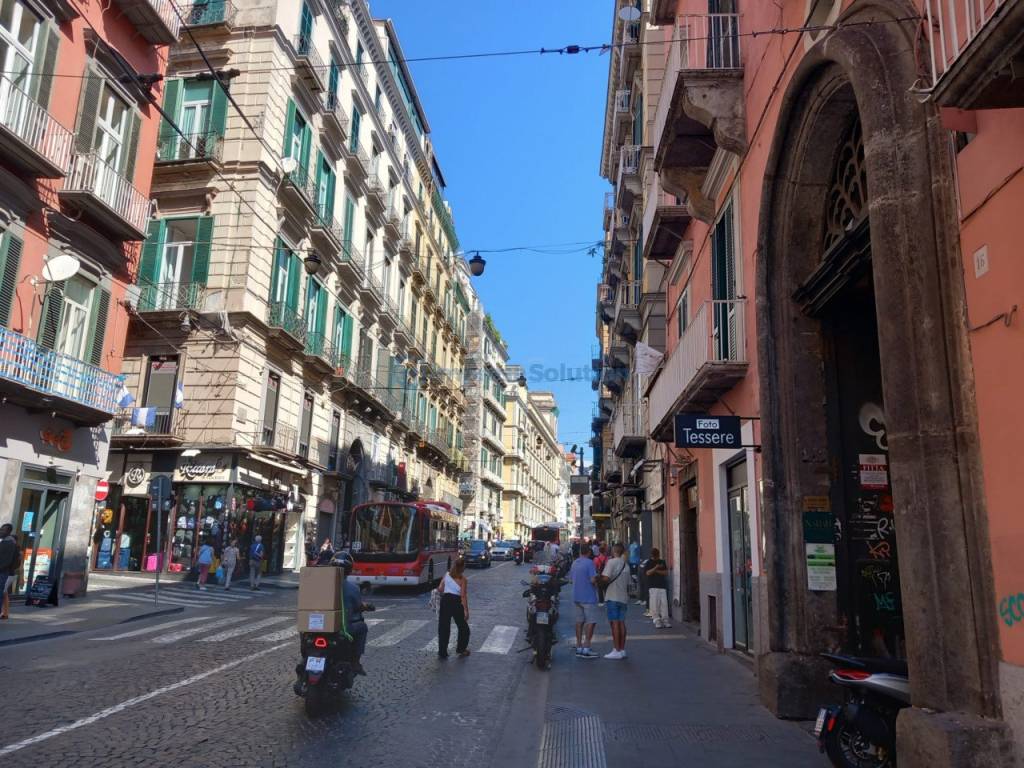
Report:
512,545,523,565
815,652,910,768
521,565,567,670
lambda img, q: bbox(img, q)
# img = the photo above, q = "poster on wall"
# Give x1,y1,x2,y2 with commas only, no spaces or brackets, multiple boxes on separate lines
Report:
806,543,837,591
858,454,889,490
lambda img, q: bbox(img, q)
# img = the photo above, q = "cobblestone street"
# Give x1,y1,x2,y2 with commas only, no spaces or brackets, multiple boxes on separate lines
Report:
0,563,824,767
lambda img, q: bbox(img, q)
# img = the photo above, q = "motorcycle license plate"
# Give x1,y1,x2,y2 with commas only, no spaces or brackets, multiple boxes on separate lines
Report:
813,708,828,738
305,656,326,673
535,611,549,625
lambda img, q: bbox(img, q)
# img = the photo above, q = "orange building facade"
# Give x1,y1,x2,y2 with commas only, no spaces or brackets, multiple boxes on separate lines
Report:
0,0,169,598
595,0,1024,763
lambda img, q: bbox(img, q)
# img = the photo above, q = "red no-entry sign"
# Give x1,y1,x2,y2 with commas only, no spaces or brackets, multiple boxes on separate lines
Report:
95,480,109,502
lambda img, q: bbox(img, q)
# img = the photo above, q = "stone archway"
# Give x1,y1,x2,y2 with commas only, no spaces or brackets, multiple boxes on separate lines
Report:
754,1,1010,760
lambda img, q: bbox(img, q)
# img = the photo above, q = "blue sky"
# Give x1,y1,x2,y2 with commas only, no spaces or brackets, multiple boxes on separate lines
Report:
371,0,611,460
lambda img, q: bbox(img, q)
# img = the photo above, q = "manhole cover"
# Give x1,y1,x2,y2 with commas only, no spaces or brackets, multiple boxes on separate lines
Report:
546,702,593,721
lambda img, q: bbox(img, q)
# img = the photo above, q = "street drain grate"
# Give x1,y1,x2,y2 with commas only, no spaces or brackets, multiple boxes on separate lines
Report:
538,715,607,768
546,703,593,721
606,723,773,744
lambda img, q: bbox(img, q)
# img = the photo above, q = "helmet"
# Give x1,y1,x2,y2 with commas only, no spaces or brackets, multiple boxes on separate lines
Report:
331,552,354,574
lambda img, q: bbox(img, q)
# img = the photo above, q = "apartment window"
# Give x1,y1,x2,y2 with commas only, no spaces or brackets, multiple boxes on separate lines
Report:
305,276,325,341
398,279,406,317
261,371,281,445
0,229,23,326
76,71,141,182
334,305,353,362
711,200,738,359
38,274,110,367
283,100,311,174
0,0,40,94
343,196,355,246
141,355,178,433
676,285,689,339
328,410,341,471
327,57,340,107
349,106,361,152
299,391,314,458
315,151,336,221
138,217,214,310
298,1,313,47
383,256,392,297
158,79,227,160
374,85,382,113
269,238,301,313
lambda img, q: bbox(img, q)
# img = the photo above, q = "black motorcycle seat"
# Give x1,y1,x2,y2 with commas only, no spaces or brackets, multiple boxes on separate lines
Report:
822,653,908,676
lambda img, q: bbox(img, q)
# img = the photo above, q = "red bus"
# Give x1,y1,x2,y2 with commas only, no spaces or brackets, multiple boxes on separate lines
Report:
347,500,460,588
531,524,563,545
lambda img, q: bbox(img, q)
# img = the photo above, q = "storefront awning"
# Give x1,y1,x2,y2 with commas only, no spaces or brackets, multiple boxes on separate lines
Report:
245,452,307,477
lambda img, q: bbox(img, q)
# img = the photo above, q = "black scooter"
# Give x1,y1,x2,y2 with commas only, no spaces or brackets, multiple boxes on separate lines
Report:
294,604,374,717
513,545,524,565
815,652,910,768
521,566,567,670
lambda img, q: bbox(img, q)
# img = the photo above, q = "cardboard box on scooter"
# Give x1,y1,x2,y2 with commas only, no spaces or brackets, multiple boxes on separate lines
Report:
297,609,343,633
298,566,341,611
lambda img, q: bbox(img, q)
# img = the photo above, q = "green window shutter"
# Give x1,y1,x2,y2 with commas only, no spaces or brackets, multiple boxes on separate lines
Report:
316,285,326,337
350,108,360,152
341,312,353,357
299,121,312,176
0,233,23,326
158,78,183,156
333,306,343,351
191,216,214,284
138,218,163,286
282,100,296,157
343,197,355,244
314,150,323,212
31,27,59,108
326,169,336,217
86,287,110,367
75,65,102,154
123,111,142,182
286,253,301,312
38,281,65,350
269,237,286,301
209,81,228,138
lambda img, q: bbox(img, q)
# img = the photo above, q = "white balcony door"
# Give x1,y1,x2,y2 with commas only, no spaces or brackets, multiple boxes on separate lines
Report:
159,220,196,309
95,88,128,205
0,0,39,131
179,99,208,159
56,276,90,359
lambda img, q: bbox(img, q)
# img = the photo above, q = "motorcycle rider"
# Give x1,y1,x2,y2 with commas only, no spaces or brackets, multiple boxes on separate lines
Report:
332,553,370,675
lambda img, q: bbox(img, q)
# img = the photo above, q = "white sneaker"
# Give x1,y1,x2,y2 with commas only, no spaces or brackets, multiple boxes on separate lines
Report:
603,650,624,660
619,650,628,659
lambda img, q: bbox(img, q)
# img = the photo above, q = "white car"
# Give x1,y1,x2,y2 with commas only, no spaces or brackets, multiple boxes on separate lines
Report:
490,540,519,560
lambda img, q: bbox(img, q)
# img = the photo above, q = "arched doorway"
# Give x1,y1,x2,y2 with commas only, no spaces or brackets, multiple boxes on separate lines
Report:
754,3,1008,756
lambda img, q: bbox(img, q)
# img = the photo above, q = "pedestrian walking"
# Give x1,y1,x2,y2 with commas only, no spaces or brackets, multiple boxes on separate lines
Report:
0,523,21,619
196,538,214,590
249,535,265,590
316,538,335,565
594,545,608,604
599,543,631,659
569,547,599,658
436,558,470,659
591,541,600,558
646,548,672,628
221,538,240,590
548,540,560,562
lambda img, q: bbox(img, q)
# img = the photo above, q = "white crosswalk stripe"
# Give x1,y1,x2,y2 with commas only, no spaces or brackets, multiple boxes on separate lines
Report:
259,626,298,642
201,616,293,642
478,625,519,654
91,616,208,641
367,619,428,647
110,593,218,608
154,616,248,644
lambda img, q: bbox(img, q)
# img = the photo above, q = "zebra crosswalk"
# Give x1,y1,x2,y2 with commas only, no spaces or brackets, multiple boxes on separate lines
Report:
97,584,275,611
91,613,524,655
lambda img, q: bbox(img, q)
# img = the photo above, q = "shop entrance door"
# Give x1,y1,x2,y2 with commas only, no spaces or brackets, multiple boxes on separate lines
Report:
727,461,753,652
13,470,72,596
680,481,700,622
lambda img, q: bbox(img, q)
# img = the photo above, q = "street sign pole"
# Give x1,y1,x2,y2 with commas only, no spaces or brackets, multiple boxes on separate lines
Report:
149,476,172,606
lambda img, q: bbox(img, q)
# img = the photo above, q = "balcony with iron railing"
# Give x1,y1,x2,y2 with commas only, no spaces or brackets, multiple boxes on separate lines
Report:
0,326,122,425
366,171,387,213
924,0,1024,108
339,240,365,286
179,0,236,28
137,281,207,313
480,464,504,488
267,301,306,349
648,299,748,440
322,91,350,141
642,170,690,261
616,144,642,210
280,162,317,215
398,219,414,257
613,279,642,337
384,200,402,239
620,20,642,80
257,420,298,456
360,267,385,310
293,34,326,92
345,141,371,188
155,131,222,166
111,408,184,444
0,76,73,177
60,152,149,240
611,394,646,459
602,190,615,230
654,13,744,223
303,331,342,375
310,209,344,254
113,0,180,44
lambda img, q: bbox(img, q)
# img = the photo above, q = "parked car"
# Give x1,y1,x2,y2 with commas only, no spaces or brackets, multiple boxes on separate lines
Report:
491,540,520,561
464,539,492,568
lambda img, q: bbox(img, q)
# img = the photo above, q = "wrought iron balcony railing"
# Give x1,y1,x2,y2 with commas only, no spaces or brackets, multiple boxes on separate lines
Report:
258,420,298,455
268,301,307,344
137,281,207,312
0,75,73,176
0,326,122,418
179,0,236,27
156,131,222,163
62,152,149,239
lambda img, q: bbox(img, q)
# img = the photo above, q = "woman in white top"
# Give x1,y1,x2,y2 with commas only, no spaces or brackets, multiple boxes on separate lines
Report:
436,558,470,659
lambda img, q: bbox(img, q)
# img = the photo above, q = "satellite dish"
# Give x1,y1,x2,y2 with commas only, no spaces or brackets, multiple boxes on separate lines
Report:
618,4,641,21
280,156,298,175
42,253,80,282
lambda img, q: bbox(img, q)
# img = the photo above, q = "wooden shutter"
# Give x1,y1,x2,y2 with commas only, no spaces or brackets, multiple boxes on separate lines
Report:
75,65,103,154
0,233,23,326
315,282,326,337
209,81,228,138
86,287,110,367
122,110,142,182
138,219,163,286
333,306,343,352
191,216,213,284
31,26,60,108
269,237,285,301
340,311,353,357
286,253,301,312
158,78,183,157
326,168,336,218
350,108,360,152
343,197,355,244
37,281,65,350
299,119,311,177
314,150,323,213
282,100,296,157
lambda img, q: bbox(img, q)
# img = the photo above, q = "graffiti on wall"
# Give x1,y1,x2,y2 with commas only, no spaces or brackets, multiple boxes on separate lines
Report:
998,593,1024,628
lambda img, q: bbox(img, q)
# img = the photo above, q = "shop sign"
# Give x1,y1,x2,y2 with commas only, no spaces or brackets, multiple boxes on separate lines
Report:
570,476,590,495
174,455,231,483
458,474,474,497
858,454,889,490
674,414,742,448
40,427,72,452
806,543,837,591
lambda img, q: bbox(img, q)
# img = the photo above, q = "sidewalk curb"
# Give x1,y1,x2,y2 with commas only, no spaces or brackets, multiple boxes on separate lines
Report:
0,629,77,647
118,606,184,624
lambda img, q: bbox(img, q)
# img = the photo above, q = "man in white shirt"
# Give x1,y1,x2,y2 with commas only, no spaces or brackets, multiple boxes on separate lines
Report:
547,541,559,562
602,543,631,659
